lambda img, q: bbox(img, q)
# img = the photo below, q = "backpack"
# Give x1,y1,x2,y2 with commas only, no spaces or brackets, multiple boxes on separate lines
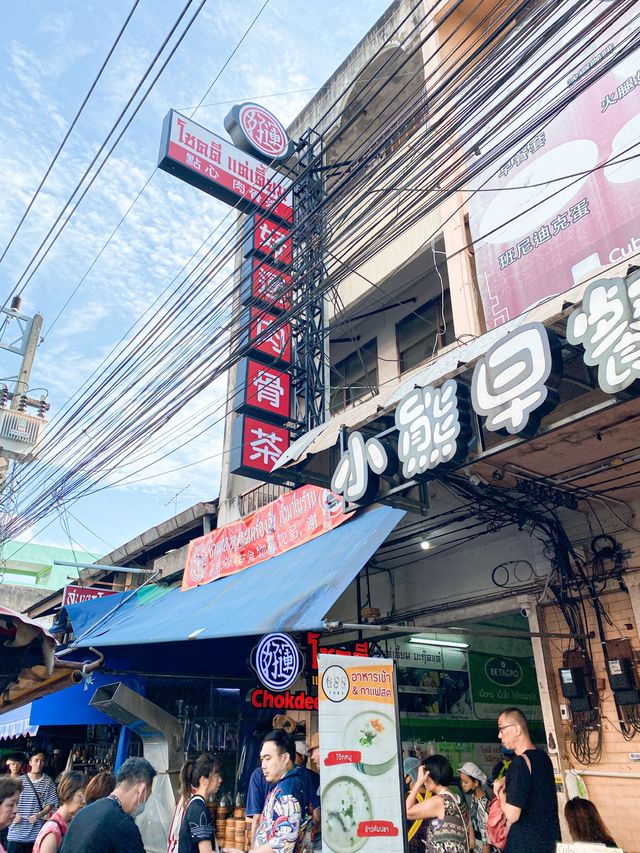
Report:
487,797,509,850
487,752,531,850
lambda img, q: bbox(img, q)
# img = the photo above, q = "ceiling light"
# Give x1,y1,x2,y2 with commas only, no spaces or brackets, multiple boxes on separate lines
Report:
420,540,431,550
409,638,469,649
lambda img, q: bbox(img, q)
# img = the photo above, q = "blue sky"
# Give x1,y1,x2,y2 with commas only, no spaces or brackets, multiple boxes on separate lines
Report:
0,0,389,557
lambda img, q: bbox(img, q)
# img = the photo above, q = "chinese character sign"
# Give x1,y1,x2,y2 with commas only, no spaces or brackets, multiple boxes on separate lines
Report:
224,102,294,163
567,272,640,394
252,633,303,691
158,110,293,223
331,431,398,504
243,214,293,267
234,357,291,421
471,323,562,436
467,7,640,328
395,379,469,477
244,307,292,364
240,258,291,312
318,655,407,853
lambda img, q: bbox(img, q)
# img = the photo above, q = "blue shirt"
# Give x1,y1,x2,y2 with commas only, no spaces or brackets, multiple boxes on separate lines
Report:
246,766,274,816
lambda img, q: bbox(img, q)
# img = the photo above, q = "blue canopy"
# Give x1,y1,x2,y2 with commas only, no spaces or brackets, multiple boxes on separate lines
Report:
64,504,404,649
0,673,141,739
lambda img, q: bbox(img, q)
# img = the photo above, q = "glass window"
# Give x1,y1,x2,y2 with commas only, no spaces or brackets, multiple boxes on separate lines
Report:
330,338,378,414
397,289,454,374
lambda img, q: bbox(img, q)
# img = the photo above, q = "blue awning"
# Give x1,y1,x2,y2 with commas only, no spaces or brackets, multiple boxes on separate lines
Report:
0,704,38,740
0,673,137,739
65,504,404,649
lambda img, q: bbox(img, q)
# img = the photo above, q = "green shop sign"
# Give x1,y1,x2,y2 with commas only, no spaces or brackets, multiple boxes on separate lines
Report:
469,652,541,719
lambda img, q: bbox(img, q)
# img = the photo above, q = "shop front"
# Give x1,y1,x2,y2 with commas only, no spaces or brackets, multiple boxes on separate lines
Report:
50,498,404,851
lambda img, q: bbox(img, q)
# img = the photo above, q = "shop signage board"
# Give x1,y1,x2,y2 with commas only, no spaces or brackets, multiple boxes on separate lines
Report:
62,585,117,607
251,632,303,691
232,358,291,422
239,306,292,365
318,653,407,852
330,283,640,506
229,414,291,479
158,109,293,224
468,6,640,328
239,258,292,312
243,213,293,267
182,485,351,590
224,102,295,164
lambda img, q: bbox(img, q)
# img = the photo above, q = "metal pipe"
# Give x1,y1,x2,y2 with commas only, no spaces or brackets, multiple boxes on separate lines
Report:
579,769,640,779
322,620,593,642
55,647,104,674
53,560,152,574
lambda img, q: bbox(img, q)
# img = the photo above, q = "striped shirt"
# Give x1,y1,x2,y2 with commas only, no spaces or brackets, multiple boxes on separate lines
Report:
7,773,58,844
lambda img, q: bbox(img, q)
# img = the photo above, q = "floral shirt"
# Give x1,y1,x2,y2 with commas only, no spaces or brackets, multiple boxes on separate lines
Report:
255,767,312,853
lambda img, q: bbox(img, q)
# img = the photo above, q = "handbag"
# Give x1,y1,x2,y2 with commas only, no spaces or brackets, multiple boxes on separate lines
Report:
487,753,531,851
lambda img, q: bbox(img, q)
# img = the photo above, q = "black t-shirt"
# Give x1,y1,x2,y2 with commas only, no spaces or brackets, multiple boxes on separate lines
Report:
504,749,560,853
59,796,145,853
178,795,215,853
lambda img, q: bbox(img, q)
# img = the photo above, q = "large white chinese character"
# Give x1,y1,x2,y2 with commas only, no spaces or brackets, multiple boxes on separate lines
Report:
253,369,284,409
331,431,393,504
471,323,559,435
566,274,640,394
255,633,300,690
248,426,284,465
395,379,463,478
256,317,287,357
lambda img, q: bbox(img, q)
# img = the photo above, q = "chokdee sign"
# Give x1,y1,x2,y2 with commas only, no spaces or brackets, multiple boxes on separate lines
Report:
182,485,351,591
158,109,293,223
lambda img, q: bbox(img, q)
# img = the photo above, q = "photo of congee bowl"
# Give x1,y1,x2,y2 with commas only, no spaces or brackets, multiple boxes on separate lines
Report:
344,711,396,776
322,775,372,853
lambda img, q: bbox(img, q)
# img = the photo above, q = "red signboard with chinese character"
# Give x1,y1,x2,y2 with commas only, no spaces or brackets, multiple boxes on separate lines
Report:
233,358,291,421
241,306,292,365
468,8,640,329
182,484,351,590
230,414,290,479
62,585,117,607
240,258,291,312
224,102,295,164
243,214,292,267
158,110,292,224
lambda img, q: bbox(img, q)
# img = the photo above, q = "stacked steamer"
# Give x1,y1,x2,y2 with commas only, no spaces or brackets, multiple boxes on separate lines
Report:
215,802,228,846
234,805,246,849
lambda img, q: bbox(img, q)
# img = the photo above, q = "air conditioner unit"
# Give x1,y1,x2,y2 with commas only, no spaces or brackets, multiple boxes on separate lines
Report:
0,409,46,460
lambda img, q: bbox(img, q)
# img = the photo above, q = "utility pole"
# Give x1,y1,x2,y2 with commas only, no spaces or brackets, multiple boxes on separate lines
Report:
0,298,48,495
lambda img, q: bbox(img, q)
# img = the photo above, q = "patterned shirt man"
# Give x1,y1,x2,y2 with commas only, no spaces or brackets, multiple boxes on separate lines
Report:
7,752,57,852
255,766,312,853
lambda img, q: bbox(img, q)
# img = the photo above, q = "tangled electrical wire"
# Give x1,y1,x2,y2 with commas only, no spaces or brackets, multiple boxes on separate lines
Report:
1,0,638,546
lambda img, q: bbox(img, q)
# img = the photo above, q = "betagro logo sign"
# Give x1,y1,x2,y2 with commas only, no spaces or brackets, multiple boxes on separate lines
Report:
484,657,523,687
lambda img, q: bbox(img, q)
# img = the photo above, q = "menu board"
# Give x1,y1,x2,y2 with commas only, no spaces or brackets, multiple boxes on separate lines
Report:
318,654,407,853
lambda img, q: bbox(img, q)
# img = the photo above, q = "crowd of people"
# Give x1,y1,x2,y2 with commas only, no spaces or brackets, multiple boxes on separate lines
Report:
0,707,622,853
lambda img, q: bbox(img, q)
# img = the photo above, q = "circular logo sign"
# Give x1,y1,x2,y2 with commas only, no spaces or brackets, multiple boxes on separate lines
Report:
253,632,302,691
322,664,350,703
225,102,294,163
484,657,523,687
188,543,207,583
239,104,289,158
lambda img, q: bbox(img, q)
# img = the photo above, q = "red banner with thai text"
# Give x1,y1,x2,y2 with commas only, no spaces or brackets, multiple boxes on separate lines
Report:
182,486,351,591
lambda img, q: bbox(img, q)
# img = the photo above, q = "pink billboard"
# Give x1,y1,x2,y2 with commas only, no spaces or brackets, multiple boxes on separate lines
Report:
469,9,640,329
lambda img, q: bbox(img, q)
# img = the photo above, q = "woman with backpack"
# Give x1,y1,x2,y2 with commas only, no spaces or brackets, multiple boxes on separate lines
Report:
406,755,474,853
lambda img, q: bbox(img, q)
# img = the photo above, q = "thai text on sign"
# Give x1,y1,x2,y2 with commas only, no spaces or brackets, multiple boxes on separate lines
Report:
182,485,351,591
318,655,407,853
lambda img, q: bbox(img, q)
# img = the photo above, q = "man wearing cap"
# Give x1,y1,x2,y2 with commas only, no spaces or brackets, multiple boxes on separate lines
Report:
458,762,493,853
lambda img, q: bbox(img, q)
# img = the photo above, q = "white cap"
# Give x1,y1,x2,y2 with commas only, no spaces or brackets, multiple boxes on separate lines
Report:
295,741,309,756
457,762,487,785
